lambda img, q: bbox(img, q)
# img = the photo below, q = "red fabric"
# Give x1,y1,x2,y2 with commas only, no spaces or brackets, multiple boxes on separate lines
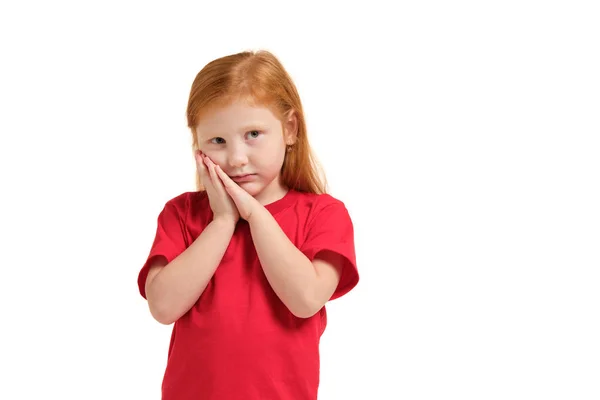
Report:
138,189,359,400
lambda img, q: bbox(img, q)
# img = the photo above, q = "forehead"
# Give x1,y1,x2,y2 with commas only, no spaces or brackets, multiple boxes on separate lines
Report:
195,101,281,137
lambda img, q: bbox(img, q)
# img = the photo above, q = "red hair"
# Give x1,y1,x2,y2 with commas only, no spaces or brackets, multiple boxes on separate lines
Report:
186,50,327,194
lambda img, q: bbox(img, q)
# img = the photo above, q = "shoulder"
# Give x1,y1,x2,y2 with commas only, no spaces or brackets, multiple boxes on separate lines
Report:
155,191,212,235
163,190,206,206
160,190,210,218
290,191,352,224
294,191,348,211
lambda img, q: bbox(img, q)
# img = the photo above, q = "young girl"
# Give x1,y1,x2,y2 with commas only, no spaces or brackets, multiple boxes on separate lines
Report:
138,50,359,400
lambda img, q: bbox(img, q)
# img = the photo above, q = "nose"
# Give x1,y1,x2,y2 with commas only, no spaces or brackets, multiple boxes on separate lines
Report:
227,145,248,169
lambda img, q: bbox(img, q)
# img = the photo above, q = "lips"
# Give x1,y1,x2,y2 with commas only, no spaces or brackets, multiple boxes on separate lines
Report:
230,174,256,183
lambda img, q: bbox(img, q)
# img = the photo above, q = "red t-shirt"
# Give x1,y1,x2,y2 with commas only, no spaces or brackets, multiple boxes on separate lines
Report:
138,189,359,400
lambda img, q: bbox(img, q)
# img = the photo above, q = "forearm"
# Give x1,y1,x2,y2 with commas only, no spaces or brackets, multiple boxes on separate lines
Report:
248,207,318,318
147,217,236,324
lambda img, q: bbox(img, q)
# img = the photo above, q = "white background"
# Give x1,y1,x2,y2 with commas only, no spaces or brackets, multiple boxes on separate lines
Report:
1,1,599,399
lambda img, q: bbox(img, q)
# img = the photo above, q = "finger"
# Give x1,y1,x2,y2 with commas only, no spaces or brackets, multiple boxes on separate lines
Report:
206,158,227,196
216,166,247,201
215,165,236,191
195,152,215,192
195,151,206,172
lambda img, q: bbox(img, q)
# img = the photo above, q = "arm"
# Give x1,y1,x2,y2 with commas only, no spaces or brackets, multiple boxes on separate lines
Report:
145,217,236,325
247,207,343,318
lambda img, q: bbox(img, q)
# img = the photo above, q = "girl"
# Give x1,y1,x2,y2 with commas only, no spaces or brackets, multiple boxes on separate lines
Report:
138,50,359,400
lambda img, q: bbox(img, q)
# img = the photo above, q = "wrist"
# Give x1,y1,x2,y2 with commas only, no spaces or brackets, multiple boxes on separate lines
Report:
246,204,268,226
211,214,238,228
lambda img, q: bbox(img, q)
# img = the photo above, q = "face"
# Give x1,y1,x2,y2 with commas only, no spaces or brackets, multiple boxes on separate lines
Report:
195,100,297,205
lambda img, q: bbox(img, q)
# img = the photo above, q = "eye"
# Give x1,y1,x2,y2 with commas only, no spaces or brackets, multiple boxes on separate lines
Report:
210,137,225,144
247,130,261,139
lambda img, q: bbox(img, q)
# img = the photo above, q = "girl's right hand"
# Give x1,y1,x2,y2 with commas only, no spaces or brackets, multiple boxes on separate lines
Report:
195,150,240,224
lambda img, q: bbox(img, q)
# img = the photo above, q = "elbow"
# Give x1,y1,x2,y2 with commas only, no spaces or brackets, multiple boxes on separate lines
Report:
148,299,176,325
287,286,328,318
291,309,318,319
289,298,323,319
153,310,176,325
146,284,180,325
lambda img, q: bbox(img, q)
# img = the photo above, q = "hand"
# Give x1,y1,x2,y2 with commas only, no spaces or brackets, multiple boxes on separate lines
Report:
212,160,262,221
195,150,239,223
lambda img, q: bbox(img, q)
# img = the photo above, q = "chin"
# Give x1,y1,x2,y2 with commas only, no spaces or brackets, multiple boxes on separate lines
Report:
237,181,265,197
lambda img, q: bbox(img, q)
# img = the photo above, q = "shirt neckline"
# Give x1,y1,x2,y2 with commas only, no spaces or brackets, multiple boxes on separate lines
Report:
191,188,300,218
263,188,299,215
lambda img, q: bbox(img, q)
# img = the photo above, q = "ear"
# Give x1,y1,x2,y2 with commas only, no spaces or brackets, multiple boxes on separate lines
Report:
283,109,298,146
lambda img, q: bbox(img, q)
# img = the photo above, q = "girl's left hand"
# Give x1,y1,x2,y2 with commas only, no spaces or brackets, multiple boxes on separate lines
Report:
204,156,261,221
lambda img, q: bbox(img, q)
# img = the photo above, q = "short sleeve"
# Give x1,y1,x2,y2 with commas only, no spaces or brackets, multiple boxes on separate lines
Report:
137,201,188,299
300,201,359,301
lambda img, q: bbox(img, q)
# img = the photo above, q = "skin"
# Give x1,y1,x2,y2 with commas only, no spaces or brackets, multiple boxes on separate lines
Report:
194,99,297,211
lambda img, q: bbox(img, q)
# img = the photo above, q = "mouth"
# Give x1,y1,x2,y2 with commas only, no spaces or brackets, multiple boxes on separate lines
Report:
230,173,256,183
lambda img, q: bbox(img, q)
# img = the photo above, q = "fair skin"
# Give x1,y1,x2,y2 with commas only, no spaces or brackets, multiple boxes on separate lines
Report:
144,100,343,322
195,99,292,207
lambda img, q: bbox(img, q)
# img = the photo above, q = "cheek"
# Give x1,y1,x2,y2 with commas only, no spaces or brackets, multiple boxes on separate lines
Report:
262,149,286,172
251,140,286,172
203,150,226,167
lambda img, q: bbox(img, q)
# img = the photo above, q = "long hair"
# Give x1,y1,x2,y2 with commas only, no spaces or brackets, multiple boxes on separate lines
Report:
186,50,326,194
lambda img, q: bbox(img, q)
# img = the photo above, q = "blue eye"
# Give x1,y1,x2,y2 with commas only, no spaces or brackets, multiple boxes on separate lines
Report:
247,130,260,139
211,137,225,144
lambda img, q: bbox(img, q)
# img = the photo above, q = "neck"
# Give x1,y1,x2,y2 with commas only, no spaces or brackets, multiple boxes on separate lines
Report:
255,176,289,206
